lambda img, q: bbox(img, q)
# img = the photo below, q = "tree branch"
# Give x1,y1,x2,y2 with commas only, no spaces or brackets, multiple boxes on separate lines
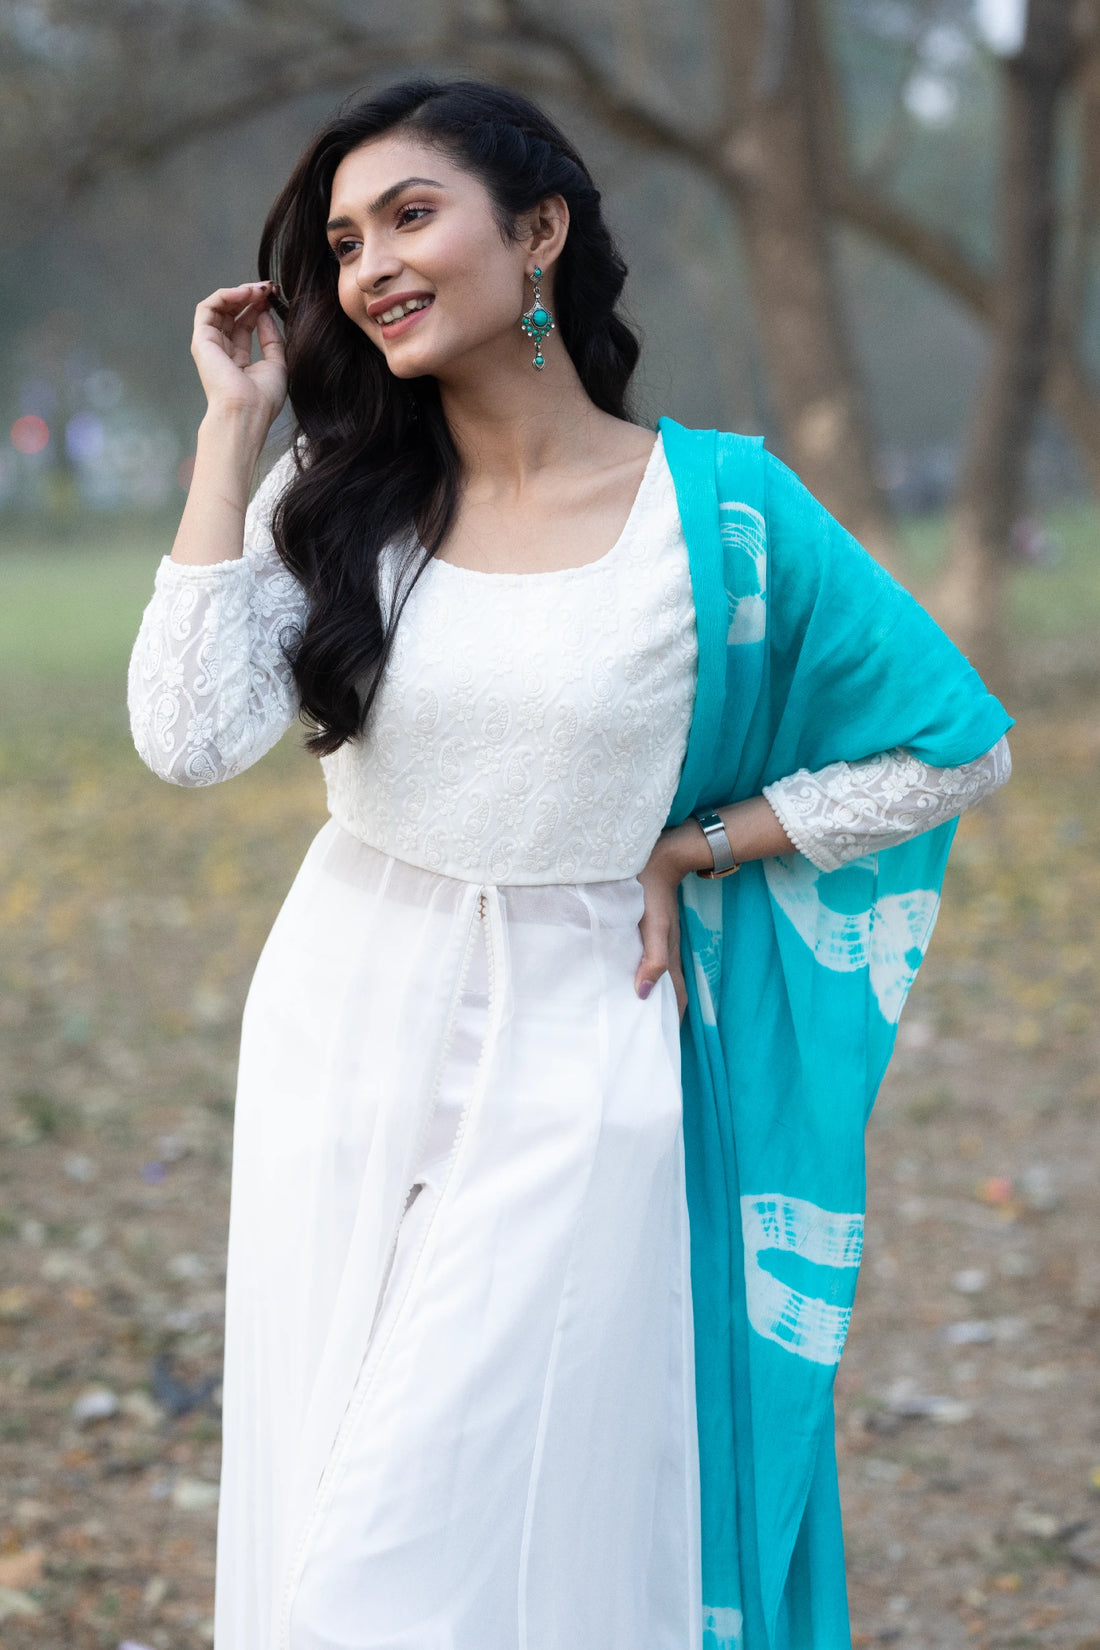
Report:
828,172,992,316
9,0,1096,473
491,0,715,167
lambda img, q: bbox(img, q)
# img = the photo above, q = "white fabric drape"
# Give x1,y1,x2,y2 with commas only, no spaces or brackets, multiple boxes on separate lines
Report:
216,823,700,1649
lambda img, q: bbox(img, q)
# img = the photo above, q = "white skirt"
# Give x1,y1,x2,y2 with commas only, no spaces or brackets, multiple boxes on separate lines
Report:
212,820,702,1650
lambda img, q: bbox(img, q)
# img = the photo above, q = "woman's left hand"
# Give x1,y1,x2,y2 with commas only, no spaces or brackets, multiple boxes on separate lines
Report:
634,825,702,1020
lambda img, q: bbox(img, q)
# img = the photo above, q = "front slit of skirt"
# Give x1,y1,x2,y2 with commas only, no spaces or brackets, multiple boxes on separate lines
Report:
277,883,506,1650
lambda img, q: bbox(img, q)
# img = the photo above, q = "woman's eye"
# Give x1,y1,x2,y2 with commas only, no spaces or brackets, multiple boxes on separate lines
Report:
397,204,431,226
332,239,360,261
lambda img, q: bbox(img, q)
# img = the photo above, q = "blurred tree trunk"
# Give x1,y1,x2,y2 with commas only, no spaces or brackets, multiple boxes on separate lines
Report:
714,0,900,571
931,0,1077,674
1046,13,1100,495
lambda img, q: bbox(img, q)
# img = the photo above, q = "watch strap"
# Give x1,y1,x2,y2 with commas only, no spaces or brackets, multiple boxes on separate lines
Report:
693,808,741,878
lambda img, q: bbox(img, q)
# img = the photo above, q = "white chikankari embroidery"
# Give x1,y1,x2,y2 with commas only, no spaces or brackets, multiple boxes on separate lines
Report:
325,437,699,882
127,447,306,786
764,735,1011,873
741,1194,863,1366
127,437,701,884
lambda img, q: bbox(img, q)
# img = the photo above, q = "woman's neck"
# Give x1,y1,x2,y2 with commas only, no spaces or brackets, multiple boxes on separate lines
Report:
437,351,625,496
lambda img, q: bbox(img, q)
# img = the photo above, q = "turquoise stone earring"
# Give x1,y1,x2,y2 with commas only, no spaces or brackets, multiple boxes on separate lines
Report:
520,267,554,370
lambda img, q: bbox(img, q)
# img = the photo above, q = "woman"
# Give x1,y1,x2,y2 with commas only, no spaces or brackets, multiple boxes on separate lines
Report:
128,78,1012,1650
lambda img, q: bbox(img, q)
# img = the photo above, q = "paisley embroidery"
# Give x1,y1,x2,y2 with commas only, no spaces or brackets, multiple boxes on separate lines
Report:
764,738,1011,873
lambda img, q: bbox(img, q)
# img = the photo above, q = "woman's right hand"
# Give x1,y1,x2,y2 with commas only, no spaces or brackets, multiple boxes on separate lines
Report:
191,281,287,431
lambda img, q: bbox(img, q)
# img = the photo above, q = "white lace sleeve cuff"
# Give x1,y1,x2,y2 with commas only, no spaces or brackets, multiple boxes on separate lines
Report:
762,733,1011,873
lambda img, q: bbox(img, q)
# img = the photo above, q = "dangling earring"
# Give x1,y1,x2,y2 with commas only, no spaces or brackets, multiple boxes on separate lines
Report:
520,267,554,370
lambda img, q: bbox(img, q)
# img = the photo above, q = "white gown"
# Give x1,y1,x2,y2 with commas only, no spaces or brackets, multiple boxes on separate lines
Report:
127,432,1010,1650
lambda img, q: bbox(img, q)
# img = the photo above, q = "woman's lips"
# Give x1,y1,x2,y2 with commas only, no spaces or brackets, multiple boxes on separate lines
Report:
377,299,434,339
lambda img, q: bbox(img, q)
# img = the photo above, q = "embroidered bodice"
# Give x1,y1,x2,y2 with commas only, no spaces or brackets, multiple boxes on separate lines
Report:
127,434,1010,882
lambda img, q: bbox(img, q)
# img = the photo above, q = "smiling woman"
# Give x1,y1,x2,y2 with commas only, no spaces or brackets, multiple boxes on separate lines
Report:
251,86,645,751
125,74,1012,1650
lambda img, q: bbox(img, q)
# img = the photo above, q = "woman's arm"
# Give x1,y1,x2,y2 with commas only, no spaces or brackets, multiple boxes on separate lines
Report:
128,448,308,786
127,280,306,786
760,734,1011,873
635,734,1012,1008
171,281,286,566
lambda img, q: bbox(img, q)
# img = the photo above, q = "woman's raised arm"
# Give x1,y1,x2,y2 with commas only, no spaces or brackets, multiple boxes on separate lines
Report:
172,281,287,567
127,281,306,786
127,449,308,786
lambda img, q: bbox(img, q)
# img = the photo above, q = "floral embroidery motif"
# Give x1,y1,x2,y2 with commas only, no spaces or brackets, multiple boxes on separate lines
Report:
764,738,1011,874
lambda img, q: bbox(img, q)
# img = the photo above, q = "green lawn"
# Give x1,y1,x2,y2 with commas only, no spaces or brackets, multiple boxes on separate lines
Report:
0,545,166,681
898,496,1100,640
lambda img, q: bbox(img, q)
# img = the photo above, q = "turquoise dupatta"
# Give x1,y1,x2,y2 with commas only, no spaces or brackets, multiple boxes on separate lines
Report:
658,418,1013,1650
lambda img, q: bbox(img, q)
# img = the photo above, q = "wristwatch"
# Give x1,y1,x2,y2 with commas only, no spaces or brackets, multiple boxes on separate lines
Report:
692,809,741,879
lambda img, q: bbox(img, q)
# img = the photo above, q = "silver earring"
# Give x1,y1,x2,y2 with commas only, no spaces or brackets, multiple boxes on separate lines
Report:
520,267,554,370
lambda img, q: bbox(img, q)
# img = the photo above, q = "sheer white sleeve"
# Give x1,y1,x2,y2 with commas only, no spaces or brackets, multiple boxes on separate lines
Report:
762,734,1012,873
127,447,308,786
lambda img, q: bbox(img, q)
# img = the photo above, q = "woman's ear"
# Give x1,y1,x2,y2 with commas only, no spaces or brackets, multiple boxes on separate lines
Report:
526,194,570,272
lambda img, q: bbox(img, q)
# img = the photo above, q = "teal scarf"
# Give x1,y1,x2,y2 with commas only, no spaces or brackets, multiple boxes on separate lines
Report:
658,417,1013,1650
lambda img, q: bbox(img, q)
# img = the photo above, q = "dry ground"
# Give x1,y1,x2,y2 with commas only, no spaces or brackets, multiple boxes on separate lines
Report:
0,611,1097,1648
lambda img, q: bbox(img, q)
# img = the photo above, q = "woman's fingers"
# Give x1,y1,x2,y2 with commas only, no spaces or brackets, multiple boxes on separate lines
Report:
255,304,286,362
196,281,275,320
634,877,688,1020
194,284,276,351
663,907,688,1021
635,887,675,999
635,943,668,999
189,280,287,422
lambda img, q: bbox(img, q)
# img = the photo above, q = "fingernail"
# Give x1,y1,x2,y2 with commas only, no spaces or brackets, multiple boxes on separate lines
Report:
637,980,653,1000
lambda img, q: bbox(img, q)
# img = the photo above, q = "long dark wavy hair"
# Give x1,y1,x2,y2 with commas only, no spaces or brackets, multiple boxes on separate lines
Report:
257,77,643,755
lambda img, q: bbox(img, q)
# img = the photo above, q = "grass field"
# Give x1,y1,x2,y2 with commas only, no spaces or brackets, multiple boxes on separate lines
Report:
0,508,1098,1648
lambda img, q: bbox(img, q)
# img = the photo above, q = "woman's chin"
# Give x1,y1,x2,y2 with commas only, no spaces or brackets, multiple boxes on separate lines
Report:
382,344,442,380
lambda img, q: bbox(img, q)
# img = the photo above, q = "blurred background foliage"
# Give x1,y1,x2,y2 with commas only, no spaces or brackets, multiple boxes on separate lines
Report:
2,0,1099,678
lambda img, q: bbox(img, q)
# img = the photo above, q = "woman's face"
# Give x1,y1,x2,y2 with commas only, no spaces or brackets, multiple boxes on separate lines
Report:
326,132,558,381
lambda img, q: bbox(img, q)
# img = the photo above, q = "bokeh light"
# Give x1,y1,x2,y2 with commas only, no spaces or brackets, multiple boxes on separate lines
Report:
11,413,50,455
65,412,106,464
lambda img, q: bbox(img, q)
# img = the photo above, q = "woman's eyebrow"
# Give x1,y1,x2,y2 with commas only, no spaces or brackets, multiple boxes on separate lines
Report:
326,177,446,233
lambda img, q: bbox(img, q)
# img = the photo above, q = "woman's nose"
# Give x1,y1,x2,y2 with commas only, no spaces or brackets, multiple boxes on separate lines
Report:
355,247,403,293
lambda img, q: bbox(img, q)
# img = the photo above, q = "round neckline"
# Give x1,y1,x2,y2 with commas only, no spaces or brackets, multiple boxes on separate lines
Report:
425,430,666,582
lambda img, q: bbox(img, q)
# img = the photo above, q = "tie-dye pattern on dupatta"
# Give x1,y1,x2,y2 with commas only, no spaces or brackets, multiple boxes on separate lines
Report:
658,417,1013,1650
